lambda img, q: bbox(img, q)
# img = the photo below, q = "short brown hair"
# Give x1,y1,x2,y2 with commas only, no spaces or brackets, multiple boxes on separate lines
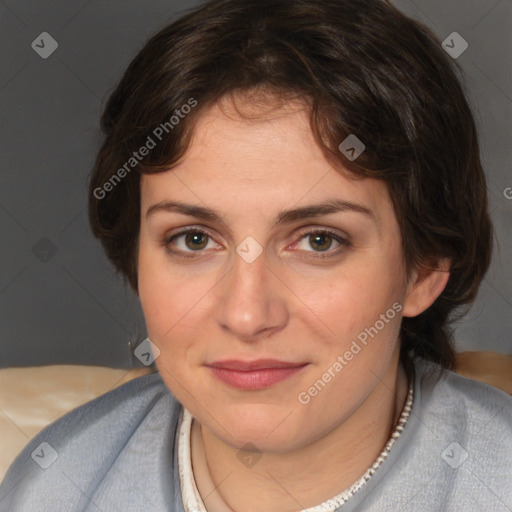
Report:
88,0,493,371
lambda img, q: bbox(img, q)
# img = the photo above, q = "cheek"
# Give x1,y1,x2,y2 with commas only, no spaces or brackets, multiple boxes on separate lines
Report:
137,243,183,341
315,267,396,324
137,243,217,345
302,256,405,355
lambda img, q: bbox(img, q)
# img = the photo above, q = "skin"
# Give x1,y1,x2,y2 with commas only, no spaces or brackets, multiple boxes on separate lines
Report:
137,93,450,512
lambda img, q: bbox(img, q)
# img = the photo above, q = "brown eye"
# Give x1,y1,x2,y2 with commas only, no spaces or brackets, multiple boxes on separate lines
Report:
308,232,334,252
293,228,349,259
164,228,219,257
184,231,209,250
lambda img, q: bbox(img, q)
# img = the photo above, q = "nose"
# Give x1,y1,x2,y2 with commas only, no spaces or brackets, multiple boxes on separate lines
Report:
215,248,289,342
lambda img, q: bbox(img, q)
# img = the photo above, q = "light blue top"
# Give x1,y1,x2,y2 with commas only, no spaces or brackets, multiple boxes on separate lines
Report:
0,358,511,511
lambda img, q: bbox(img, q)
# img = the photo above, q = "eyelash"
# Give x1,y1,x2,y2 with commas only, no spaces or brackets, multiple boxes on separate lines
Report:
163,227,350,260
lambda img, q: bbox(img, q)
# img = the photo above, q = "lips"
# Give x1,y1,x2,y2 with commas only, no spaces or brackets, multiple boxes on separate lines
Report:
207,359,307,371
206,359,309,390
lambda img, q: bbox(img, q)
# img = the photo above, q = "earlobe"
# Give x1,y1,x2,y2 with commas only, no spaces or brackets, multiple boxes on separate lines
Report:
402,259,451,318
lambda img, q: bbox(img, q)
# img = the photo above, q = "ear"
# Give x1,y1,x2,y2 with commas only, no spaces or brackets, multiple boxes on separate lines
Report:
402,258,451,317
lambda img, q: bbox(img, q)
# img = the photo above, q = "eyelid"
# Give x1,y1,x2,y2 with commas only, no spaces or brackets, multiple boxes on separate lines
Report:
164,225,216,241
293,225,348,240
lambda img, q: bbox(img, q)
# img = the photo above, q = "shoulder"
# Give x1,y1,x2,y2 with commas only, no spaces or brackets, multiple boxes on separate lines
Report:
411,358,512,505
415,361,512,412
0,372,183,511
416,357,512,432
354,358,512,511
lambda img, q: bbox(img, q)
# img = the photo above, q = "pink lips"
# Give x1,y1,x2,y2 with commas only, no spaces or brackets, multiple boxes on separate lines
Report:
206,359,309,390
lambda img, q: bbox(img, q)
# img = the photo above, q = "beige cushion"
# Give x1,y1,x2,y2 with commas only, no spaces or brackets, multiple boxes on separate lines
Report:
0,353,510,481
454,350,512,395
0,365,154,482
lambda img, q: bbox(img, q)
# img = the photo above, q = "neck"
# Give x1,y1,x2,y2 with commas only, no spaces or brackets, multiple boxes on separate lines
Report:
193,359,410,512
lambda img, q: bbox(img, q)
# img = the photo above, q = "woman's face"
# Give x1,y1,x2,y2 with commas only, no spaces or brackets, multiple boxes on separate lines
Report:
137,96,418,452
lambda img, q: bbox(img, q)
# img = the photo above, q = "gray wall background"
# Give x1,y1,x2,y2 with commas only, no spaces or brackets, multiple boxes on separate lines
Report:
0,0,510,369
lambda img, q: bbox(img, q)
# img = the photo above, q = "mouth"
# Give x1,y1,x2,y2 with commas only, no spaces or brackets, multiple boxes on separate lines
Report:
206,359,309,390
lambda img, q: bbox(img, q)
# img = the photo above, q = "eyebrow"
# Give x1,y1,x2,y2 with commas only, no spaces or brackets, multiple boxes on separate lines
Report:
146,199,375,228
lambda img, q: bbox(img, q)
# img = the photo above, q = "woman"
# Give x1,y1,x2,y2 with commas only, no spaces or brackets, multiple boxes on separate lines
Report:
1,0,510,510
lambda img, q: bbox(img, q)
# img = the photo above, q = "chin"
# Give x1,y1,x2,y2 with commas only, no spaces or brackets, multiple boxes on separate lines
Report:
211,406,307,452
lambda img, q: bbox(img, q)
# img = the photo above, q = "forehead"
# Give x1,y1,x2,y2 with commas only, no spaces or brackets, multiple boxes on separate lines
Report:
141,95,394,225
181,95,328,176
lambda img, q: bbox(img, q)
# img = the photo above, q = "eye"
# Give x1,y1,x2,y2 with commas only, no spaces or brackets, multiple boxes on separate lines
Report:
293,228,349,258
163,226,349,260
164,228,220,257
